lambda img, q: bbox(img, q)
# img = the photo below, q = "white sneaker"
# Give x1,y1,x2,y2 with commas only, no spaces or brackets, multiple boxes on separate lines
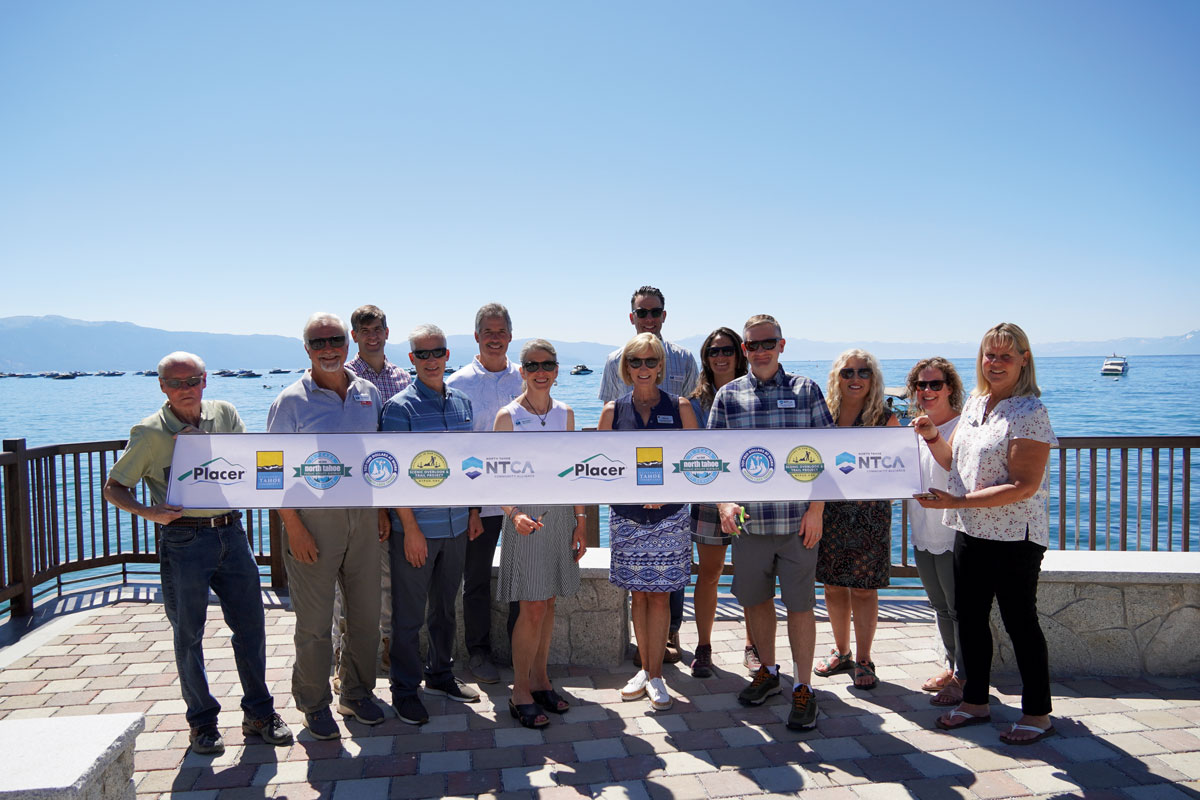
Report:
621,669,649,701
647,677,673,711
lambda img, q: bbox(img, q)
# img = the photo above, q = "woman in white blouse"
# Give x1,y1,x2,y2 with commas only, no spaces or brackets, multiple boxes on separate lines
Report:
914,323,1058,745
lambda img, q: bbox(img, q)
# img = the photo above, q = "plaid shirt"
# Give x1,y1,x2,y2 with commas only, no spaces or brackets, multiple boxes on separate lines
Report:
707,366,833,536
348,355,412,404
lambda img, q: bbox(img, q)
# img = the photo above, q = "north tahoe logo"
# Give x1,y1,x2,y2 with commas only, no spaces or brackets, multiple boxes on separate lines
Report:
363,451,399,488
409,450,450,488
672,447,729,486
462,457,483,480
256,451,284,490
294,451,351,490
558,453,627,481
836,452,856,475
176,457,246,485
636,447,664,486
784,446,824,482
739,447,775,483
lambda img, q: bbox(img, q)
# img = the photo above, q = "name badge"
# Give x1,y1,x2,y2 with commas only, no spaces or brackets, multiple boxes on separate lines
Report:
354,393,373,407
657,415,674,424
777,399,796,409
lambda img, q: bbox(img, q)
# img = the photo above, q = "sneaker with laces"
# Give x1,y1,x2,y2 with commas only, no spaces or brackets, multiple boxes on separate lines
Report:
424,677,481,703
189,724,224,755
242,712,294,746
690,644,714,678
647,677,673,711
738,665,782,706
787,684,819,730
303,707,341,740
468,652,500,684
621,669,649,701
743,644,762,675
337,695,385,725
394,694,429,726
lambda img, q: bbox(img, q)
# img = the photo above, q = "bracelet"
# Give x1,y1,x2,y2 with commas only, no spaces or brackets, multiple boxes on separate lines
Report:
508,508,520,520
924,431,940,445
576,513,587,518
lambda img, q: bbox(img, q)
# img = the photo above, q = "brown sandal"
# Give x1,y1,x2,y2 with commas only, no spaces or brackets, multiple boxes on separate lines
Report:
930,676,964,706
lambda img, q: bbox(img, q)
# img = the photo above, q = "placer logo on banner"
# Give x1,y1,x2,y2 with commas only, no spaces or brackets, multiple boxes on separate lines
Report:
176,457,246,486
558,453,626,481
295,452,352,490
672,447,729,485
636,447,664,486
256,451,284,490
362,451,399,488
740,447,775,483
409,450,450,487
784,446,824,482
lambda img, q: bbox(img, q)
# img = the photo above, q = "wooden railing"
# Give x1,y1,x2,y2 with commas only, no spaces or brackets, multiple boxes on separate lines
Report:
3,435,1197,621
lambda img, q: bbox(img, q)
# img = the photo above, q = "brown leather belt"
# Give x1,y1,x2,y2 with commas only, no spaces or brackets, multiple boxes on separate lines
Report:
167,512,240,528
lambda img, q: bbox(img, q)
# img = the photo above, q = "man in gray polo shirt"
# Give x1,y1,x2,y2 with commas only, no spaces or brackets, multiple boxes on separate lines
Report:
267,312,386,740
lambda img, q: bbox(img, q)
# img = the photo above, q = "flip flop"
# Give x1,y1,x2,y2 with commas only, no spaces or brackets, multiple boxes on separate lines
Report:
935,709,992,731
1000,722,1056,745
531,689,570,714
852,660,878,690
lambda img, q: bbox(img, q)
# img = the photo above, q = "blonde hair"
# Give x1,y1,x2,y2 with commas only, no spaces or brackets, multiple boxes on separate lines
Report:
975,322,1040,398
826,348,889,426
617,333,666,386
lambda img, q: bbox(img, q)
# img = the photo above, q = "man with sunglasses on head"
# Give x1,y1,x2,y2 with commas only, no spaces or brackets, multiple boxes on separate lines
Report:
104,352,293,755
445,303,523,685
268,313,387,740
707,314,834,732
381,324,481,725
597,285,700,665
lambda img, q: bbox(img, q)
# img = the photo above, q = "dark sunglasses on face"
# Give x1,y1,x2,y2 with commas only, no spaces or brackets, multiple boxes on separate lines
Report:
706,345,737,358
839,368,873,380
914,380,946,391
412,347,448,360
627,357,660,369
163,376,203,389
632,307,665,319
522,360,558,372
307,335,347,351
744,339,779,352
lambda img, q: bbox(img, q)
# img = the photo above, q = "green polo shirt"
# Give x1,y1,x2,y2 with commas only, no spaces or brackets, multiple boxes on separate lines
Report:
110,399,244,517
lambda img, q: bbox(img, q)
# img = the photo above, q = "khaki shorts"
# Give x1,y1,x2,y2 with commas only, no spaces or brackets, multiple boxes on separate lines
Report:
731,533,818,612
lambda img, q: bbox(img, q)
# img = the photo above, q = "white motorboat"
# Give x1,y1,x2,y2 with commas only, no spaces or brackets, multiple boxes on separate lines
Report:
1100,355,1128,376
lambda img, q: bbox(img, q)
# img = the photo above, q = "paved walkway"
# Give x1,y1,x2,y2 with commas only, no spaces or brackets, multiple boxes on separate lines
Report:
1,590,1198,799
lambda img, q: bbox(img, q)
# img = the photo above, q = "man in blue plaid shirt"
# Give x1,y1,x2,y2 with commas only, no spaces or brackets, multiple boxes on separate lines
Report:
707,313,833,731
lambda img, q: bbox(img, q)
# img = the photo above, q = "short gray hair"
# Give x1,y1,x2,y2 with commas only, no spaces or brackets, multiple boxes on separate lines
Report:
408,323,446,350
474,303,512,335
303,312,348,341
157,351,205,377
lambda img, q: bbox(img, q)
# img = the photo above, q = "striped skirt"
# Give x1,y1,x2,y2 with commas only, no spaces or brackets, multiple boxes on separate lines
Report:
608,505,691,593
496,504,580,602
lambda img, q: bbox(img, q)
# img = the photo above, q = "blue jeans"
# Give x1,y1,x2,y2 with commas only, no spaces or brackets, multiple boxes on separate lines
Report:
159,516,274,728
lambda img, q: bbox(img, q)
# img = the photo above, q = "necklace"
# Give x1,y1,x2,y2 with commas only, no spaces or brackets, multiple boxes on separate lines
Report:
523,397,552,427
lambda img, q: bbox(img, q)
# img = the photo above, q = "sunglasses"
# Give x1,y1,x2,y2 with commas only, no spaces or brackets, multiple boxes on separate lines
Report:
914,380,946,391
627,357,660,369
632,307,665,319
307,335,347,351
522,360,558,372
706,345,737,358
163,376,203,389
744,339,779,352
839,368,873,380
412,348,448,360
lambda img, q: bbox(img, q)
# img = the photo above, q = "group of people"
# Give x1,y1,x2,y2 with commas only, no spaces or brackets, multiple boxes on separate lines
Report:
104,283,1058,753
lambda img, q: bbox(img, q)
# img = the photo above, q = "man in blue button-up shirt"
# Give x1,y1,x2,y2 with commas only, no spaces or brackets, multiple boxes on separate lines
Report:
381,323,480,725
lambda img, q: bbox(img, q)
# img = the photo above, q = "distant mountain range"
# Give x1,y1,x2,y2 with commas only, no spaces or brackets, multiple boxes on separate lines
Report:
0,315,1196,372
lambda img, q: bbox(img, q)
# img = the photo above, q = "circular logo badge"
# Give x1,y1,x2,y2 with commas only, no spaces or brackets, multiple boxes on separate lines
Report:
739,447,775,483
362,451,399,488
298,451,349,490
408,450,450,488
678,447,724,486
784,445,824,482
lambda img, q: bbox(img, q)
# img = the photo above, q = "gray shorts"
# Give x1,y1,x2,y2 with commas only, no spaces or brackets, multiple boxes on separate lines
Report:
731,533,818,612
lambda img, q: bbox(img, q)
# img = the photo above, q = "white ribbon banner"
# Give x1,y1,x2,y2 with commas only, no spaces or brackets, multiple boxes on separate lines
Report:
166,428,922,509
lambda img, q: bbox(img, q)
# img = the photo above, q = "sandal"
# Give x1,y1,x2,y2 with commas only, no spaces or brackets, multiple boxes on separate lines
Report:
922,668,954,693
935,708,992,731
852,660,878,690
508,698,549,729
531,689,570,714
813,650,854,677
1000,722,1056,745
930,676,964,707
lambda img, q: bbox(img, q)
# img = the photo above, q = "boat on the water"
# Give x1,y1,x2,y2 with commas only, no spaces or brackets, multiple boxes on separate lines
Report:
268,368,290,374
570,364,593,375
884,387,911,424
1101,355,1128,376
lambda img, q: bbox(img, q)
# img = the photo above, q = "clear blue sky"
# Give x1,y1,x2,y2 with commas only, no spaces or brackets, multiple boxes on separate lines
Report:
2,2,1197,348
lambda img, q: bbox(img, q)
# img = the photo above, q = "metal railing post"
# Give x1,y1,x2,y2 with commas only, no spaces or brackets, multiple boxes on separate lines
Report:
3,439,35,616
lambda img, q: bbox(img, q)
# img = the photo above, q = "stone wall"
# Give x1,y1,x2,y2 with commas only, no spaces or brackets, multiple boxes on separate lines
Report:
990,551,1200,677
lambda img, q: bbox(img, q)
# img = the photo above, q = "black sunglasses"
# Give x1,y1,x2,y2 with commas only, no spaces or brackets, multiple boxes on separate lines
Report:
627,357,660,369
412,347,448,360
163,376,203,389
914,380,946,391
744,339,779,352
706,345,737,358
632,307,665,319
307,335,347,351
839,368,873,379
522,360,558,372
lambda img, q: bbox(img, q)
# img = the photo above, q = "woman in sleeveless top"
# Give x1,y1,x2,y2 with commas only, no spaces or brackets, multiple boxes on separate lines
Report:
494,339,588,729
598,332,699,712
814,349,899,691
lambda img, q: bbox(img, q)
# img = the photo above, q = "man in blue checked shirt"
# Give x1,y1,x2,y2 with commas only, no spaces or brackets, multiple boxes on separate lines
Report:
707,313,834,732
381,323,481,726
